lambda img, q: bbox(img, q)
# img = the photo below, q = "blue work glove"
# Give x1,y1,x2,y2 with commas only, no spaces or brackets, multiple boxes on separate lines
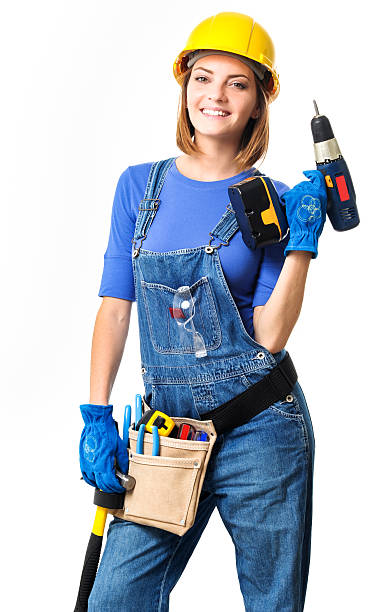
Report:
281,170,328,259
79,403,129,494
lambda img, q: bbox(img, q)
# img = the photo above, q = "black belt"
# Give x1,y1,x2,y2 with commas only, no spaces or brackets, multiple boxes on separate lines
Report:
201,351,298,436
94,352,297,510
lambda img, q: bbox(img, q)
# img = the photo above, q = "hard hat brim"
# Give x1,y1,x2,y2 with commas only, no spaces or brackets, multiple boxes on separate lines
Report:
173,48,280,101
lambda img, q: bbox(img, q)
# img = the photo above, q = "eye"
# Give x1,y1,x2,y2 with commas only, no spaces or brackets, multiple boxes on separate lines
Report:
194,76,246,89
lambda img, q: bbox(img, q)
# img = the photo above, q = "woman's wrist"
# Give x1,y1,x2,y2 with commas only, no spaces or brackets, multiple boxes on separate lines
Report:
89,395,110,405
286,250,313,262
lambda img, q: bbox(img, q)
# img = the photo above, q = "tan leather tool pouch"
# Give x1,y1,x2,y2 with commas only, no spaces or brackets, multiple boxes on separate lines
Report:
109,415,217,537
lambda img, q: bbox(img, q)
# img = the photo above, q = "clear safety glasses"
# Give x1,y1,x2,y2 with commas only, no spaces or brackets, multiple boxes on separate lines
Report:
172,286,207,358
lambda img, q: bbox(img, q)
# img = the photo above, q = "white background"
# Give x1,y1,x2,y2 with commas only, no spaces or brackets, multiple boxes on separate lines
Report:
1,1,391,610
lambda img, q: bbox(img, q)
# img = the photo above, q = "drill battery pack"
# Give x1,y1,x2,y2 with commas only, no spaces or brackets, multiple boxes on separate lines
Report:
228,175,289,250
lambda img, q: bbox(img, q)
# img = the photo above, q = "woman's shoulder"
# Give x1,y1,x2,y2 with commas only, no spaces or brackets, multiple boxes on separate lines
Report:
114,161,154,199
269,176,291,197
118,157,178,196
121,160,154,182
120,157,176,185
114,159,173,218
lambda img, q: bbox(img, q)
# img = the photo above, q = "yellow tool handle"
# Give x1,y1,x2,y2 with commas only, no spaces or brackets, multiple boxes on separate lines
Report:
92,506,108,537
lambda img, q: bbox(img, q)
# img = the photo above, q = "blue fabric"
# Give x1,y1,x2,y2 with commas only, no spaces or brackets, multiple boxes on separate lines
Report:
281,170,328,259
89,381,314,612
98,158,290,338
88,159,315,610
79,404,129,494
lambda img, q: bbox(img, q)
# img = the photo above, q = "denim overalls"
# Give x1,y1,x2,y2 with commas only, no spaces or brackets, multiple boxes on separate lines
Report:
89,158,315,612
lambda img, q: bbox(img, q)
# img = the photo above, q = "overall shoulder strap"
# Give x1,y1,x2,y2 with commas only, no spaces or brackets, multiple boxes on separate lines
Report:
209,168,263,246
133,157,176,250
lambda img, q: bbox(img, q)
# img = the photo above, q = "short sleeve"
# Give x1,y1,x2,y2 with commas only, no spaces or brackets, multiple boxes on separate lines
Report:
252,179,291,307
98,168,136,300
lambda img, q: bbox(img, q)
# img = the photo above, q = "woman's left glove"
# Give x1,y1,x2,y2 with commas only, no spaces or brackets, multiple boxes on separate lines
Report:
79,403,129,494
281,170,328,259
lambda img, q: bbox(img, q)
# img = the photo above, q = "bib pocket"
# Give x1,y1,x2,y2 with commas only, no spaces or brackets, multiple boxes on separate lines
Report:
140,276,221,354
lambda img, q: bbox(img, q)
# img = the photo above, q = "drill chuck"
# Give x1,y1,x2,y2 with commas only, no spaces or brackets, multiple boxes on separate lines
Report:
311,100,334,142
313,138,342,165
311,100,342,164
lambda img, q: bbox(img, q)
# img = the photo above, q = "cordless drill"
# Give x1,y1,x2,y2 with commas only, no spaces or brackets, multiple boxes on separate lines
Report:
228,101,359,249
311,100,359,231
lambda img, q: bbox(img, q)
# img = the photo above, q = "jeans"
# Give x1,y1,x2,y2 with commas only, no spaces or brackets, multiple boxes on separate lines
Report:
88,379,315,611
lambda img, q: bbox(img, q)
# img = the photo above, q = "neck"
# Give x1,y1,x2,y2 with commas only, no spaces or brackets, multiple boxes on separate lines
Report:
186,132,246,180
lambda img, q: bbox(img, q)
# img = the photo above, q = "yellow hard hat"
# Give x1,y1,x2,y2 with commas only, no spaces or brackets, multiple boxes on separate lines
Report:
173,12,280,102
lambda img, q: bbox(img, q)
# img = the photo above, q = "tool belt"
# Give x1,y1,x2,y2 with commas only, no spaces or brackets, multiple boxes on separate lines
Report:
106,352,297,536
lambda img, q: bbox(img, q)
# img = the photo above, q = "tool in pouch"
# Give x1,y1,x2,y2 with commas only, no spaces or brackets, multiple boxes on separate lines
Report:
112,404,217,536
108,350,298,537
228,100,359,250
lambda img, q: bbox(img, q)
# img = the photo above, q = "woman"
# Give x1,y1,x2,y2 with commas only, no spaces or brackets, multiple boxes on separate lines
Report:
80,11,327,611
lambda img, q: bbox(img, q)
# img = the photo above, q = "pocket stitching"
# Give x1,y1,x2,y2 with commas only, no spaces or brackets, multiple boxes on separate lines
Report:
131,452,201,468
129,429,211,451
269,393,301,417
269,405,304,420
269,399,310,457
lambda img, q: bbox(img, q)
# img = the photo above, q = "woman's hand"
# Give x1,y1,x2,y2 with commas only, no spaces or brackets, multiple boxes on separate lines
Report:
281,170,327,259
79,403,129,493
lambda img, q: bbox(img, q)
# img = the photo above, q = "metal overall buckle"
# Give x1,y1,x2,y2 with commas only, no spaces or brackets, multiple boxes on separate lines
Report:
205,231,230,254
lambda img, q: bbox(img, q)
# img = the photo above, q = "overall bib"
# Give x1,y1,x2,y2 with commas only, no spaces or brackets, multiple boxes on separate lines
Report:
89,158,315,612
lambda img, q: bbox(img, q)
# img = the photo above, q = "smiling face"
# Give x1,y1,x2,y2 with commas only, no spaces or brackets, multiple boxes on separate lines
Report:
186,54,260,145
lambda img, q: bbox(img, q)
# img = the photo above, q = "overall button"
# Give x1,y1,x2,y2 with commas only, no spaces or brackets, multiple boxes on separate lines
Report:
204,246,215,254
141,367,146,375
256,351,265,359
285,394,293,402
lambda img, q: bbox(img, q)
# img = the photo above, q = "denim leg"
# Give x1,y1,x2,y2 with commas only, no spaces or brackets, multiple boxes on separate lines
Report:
294,381,315,609
211,386,314,612
88,490,217,612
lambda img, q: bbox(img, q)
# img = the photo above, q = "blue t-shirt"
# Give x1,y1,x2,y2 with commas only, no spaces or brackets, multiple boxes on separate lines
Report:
98,158,290,338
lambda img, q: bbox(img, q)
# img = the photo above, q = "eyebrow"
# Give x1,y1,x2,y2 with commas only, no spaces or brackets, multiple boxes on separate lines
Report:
193,67,250,80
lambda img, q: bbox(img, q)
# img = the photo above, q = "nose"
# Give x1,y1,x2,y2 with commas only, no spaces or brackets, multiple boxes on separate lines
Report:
208,83,227,102
208,93,227,104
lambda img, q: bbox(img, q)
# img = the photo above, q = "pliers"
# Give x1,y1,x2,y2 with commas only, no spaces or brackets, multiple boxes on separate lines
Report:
136,423,160,456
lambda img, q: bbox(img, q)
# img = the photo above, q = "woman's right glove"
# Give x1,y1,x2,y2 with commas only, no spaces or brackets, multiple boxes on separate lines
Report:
281,170,328,259
79,403,129,494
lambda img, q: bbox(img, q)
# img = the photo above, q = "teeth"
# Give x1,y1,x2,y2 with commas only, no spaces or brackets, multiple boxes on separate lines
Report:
202,109,229,117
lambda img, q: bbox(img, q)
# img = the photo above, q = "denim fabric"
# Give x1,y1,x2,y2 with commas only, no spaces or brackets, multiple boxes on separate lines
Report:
89,160,315,611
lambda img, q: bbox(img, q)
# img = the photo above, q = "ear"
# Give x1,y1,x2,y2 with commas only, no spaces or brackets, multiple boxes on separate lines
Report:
250,99,260,119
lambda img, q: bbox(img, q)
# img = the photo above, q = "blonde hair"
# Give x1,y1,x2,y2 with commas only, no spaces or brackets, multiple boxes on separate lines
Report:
175,68,271,173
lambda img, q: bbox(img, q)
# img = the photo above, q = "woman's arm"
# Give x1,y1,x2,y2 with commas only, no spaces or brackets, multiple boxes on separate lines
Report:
89,296,132,404
253,251,312,353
